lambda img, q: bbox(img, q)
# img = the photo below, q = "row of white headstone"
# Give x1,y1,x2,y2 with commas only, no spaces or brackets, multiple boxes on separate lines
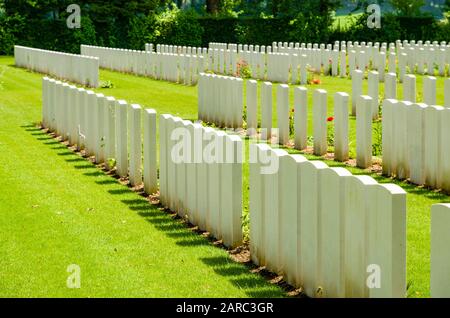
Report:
402,74,450,109
153,42,324,82
207,40,450,83
136,42,414,85
159,115,243,248
197,73,378,166
382,99,450,192
206,45,331,83
41,77,158,194
81,45,204,85
151,43,241,76
15,45,99,87
198,73,244,129
353,70,450,113
351,69,381,118
249,143,407,298
211,40,450,64
154,44,206,55
212,40,442,53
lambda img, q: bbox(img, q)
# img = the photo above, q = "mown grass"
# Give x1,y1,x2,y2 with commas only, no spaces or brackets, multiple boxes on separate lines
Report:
0,56,285,298
1,55,448,297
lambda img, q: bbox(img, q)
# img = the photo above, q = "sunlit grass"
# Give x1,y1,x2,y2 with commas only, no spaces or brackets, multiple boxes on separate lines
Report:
1,55,446,297
0,56,285,298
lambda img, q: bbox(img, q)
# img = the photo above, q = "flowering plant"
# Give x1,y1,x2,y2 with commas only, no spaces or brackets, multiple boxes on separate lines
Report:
236,59,252,78
327,116,334,147
289,108,295,136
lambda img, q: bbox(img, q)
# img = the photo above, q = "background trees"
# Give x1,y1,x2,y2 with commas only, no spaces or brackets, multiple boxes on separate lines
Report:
389,0,426,16
0,0,450,55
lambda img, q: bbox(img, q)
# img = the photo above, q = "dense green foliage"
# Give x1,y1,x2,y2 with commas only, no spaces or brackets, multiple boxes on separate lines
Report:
0,0,449,55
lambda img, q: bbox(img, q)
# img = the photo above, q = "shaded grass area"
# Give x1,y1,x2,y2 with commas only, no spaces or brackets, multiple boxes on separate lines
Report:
2,55,448,297
0,56,285,297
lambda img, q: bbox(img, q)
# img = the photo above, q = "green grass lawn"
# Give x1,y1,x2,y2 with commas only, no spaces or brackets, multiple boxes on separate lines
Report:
1,55,448,298
0,56,285,298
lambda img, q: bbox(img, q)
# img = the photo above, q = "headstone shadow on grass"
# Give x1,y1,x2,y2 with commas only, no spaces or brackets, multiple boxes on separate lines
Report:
200,256,286,298
24,124,288,298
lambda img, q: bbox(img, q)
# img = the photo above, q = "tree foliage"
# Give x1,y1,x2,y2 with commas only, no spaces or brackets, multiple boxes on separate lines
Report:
1,0,450,55
389,0,425,16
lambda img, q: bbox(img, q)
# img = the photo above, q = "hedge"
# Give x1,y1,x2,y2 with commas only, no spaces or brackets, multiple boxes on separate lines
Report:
1,13,449,55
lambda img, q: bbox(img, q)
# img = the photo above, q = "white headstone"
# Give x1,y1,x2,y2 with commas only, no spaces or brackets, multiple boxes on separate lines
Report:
221,135,243,248
334,92,349,162
431,204,450,298
129,104,142,187
299,160,328,297
368,71,379,119
277,84,290,145
385,73,397,99
246,80,258,136
356,95,373,168
94,94,105,163
261,82,273,140
378,52,386,82
403,74,416,103
344,175,377,297
368,184,407,298
294,86,308,150
382,99,398,176
250,143,271,265
352,70,363,116
440,109,450,192
407,103,427,185
423,76,437,106
424,106,444,189
340,50,346,78
143,109,157,194
264,148,288,273
279,154,307,285
394,101,410,180
320,167,352,297
115,100,128,178
313,89,328,156
104,97,116,169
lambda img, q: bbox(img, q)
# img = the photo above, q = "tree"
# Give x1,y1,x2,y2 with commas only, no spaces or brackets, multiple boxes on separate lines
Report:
266,0,341,18
389,0,425,16
443,0,450,16
206,0,220,14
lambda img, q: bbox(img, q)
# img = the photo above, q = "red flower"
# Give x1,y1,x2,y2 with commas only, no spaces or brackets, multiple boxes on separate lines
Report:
313,78,321,85
327,116,334,122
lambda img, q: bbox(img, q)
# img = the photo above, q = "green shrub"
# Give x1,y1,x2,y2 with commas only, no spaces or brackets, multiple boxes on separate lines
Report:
128,14,157,50
70,16,97,53
289,13,333,44
154,5,203,47
0,13,25,55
